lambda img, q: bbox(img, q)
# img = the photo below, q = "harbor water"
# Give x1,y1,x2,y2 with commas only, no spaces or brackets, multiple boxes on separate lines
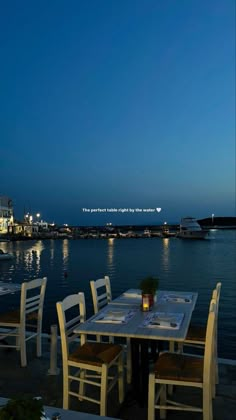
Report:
0,229,235,359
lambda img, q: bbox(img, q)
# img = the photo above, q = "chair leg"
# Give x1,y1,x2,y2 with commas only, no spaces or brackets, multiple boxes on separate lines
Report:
168,342,175,395
160,384,167,420
36,329,42,357
177,342,183,353
63,366,69,409
148,372,155,420
16,334,20,351
126,338,132,384
118,353,124,404
79,368,86,400
203,385,213,420
20,329,27,367
100,364,108,416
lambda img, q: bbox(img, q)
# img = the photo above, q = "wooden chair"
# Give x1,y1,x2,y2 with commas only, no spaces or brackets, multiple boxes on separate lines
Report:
90,276,132,384
56,292,124,416
148,299,216,420
90,276,112,313
0,277,47,367
180,282,221,392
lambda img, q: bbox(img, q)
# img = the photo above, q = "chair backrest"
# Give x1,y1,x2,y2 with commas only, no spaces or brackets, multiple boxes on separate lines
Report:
90,276,112,313
203,299,216,386
20,277,47,326
56,293,86,360
212,282,221,307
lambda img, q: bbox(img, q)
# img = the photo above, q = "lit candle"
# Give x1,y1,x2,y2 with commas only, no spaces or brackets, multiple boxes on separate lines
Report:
142,296,150,311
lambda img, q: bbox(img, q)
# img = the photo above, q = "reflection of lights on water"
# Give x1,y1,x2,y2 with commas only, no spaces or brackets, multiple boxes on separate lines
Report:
162,238,170,271
107,238,115,269
22,241,44,274
62,239,69,263
50,240,55,264
163,238,169,247
60,240,69,286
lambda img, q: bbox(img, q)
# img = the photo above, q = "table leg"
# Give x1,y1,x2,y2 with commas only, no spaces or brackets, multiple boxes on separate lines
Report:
130,338,152,406
140,339,149,402
130,338,141,401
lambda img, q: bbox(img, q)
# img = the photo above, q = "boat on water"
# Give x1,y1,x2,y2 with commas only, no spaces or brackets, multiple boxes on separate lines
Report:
177,217,209,239
0,249,14,260
161,223,177,238
143,228,152,238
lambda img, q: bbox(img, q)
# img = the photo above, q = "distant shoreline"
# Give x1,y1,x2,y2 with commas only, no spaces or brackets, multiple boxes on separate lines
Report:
1,217,235,243
2,217,236,242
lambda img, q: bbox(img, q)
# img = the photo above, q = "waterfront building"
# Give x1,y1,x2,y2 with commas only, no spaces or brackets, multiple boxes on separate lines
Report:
0,196,14,234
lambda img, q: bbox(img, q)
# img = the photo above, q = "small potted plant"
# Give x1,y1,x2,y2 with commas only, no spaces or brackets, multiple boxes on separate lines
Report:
0,396,44,420
139,276,159,311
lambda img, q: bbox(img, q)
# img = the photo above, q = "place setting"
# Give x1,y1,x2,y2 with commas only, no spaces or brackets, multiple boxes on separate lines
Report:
122,289,142,299
91,308,137,324
0,283,21,296
141,312,185,330
160,293,193,303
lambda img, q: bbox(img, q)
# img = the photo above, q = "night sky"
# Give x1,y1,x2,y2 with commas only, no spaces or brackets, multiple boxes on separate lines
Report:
1,0,235,226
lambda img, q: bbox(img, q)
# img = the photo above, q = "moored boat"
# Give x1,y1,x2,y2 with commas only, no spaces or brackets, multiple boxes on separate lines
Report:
177,217,208,239
161,223,177,238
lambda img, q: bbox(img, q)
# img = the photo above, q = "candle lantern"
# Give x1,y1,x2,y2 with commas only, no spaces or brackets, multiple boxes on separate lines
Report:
142,294,150,311
139,276,159,311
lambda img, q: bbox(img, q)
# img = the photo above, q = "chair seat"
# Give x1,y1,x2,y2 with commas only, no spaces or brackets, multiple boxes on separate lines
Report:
154,352,203,383
185,324,206,342
0,309,38,324
69,342,122,367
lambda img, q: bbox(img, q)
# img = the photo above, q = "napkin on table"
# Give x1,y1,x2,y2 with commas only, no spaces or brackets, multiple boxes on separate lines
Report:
162,294,192,303
93,310,127,324
143,312,184,330
0,287,10,293
123,289,142,298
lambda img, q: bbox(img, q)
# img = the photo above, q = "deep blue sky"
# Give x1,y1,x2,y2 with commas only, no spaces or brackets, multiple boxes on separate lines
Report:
1,0,235,225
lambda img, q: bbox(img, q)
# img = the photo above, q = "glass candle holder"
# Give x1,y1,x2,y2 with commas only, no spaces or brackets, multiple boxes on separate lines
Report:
142,294,150,311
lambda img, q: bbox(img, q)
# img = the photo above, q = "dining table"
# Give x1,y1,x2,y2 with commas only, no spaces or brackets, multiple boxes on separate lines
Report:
74,289,198,404
0,281,21,296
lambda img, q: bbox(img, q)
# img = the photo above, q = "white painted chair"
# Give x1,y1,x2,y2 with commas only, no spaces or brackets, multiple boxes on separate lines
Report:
148,299,216,420
179,282,221,393
56,292,124,417
90,276,132,384
90,276,112,314
90,276,113,344
0,277,47,367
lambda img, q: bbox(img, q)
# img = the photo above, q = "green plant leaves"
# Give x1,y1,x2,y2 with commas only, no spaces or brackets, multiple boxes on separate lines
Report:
0,397,43,420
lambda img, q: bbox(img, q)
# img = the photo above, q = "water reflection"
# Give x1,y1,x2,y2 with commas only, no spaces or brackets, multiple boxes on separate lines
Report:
23,241,44,275
161,238,170,271
62,239,69,267
107,238,115,273
50,239,55,266
61,240,69,287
